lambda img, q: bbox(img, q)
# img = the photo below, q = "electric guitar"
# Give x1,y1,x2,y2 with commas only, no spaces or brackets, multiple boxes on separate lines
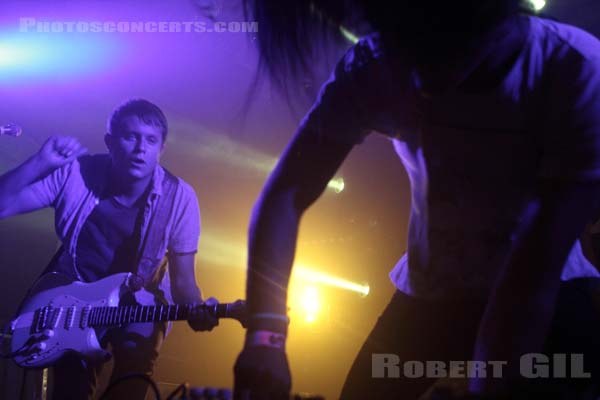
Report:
7,272,246,368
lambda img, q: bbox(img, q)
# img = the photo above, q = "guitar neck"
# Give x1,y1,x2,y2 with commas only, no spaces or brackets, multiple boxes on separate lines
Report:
87,303,232,327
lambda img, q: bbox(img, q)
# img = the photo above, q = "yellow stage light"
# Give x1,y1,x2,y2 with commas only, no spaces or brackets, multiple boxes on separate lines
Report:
294,266,370,296
301,285,320,323
327,177,345,193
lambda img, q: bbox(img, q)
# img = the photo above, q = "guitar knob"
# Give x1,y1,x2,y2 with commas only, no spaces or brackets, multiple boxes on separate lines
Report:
33,342,47,352
42,329,54,339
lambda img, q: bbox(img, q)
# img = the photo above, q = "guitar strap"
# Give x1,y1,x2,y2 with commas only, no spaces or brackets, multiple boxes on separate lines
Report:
134,169,180,290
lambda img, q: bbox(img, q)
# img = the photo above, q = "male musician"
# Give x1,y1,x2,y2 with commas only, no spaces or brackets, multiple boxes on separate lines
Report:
0,99,217,399
234,1,600,399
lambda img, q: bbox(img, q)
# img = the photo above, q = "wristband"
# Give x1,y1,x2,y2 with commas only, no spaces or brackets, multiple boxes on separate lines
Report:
250,312,290,324
245,330,286,350
247,312,289,334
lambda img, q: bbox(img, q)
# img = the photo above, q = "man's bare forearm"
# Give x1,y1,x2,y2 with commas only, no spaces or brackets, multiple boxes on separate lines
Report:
172,282,202,304
168,253,204,304
246,190,300,316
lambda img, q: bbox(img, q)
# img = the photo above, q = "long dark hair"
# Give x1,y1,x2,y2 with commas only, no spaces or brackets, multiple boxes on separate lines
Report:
244,0,525,87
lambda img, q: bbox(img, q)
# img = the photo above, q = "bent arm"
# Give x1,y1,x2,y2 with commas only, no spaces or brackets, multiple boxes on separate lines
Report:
169,252,222,332
471,180,600,394
0,136,86,218
472,46,600,395
168,252,203,304
0,153,52,218
246,126,355,317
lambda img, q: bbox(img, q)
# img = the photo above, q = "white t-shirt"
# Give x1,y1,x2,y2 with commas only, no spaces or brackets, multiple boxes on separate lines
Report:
302,15,600,298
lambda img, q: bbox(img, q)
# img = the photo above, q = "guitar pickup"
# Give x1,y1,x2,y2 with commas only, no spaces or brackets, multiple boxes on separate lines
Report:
64,307,76,330
80,306,92,329
33,306,52,333
49,308,63,330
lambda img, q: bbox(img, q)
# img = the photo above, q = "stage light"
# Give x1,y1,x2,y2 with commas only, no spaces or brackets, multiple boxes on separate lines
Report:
301,285,320,323
169,119,345,194
0,33,121,83
340,26,359,44
294,266,370,296
327,177,345,193
529,0,546,11
197,237,371,301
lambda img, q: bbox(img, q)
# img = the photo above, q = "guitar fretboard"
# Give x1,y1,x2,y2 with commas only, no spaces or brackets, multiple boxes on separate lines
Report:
88,304,215,327
30,302,242,333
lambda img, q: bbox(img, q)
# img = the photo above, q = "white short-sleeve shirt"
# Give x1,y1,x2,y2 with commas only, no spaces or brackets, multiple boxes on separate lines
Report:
302,15,600,298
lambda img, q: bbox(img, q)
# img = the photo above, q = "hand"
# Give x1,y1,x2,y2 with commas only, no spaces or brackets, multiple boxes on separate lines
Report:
36,136,87,171
234,345,291,400
188,297,219,332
